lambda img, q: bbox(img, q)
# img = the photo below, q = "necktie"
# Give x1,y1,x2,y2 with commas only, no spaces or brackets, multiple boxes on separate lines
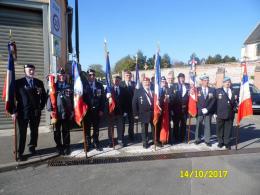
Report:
115,87,119,96
30,79,34,88
203,88,207,99
180,84,183,97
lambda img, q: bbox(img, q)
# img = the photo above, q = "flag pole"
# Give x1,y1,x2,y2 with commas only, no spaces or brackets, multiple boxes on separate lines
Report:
82,121,88,157
104,39,115,149
9,29,18,161
235,123,240,150
135,54,139,134
187,115,191,143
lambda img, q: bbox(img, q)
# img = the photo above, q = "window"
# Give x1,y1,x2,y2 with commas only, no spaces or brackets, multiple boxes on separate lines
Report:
257,44,260,57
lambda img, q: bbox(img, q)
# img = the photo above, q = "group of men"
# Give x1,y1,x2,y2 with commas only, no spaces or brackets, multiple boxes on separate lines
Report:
11,64,237,161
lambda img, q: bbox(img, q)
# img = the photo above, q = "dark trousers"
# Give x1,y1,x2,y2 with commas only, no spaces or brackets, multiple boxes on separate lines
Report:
168,111,174,144
17,115,41,155
83,109,100,144
108,114,124,144
123,112,134,138
173,113,187,142
54,119,71,148
216,118,233,145
141,122,154,144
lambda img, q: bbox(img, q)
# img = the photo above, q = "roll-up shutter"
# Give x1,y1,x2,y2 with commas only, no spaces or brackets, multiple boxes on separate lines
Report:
0,5,46,130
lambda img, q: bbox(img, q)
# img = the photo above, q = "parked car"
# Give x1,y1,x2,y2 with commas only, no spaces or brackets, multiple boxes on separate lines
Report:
232,83,260,113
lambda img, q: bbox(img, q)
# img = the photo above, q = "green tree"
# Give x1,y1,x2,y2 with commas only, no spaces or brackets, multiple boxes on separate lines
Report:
214,54,222,63
222,55,231,63
161,53,171,68
114,55,135,73
88,64,105,78
190,52,201,65
136,50,147,70
146,56,155,69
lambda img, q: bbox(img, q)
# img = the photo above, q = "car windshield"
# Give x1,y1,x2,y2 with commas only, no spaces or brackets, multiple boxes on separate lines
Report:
250,85,260,94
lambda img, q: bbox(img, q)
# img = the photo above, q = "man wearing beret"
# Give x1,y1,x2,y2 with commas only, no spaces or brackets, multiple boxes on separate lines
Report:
47,67,74,155
132,77,154,148
82,69,105,151
215,77,238,150
172,73,189,143
11,64,47,161
195,74,216,146
120,70,136,141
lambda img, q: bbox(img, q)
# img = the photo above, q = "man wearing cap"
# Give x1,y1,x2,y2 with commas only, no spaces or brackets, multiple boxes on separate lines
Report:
215,77,238,149
132,77,154,148
172,73,189,143
120,70,136,141
108,75,127,147
82,69,105,151
11,64,47,161
47,68,73,155
195,74,216,146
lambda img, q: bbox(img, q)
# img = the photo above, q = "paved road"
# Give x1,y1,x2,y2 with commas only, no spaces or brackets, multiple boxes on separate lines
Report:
0,153,260,195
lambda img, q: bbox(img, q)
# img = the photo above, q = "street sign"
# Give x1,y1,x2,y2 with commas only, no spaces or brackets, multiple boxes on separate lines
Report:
50,0,62,38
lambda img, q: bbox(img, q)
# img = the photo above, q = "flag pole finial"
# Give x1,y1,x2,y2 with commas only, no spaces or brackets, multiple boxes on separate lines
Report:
157,41,160,53
104,38,108,54
9,29,13,42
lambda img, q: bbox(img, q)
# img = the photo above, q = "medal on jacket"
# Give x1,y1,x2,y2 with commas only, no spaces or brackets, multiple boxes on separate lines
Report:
218,93,222,99
140,96,143,104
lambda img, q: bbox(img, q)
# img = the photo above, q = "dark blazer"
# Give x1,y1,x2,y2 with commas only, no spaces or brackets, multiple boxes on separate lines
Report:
111,86,127,116
172,83,190,115
120,80,136,113
216,88,238,120
82,80,105,112
132,87,153,123
15,77,47,119
197,87,216,116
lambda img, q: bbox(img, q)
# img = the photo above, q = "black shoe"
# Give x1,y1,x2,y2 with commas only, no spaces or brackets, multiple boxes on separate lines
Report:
57,148,64,155
94,143,103,151
17,154,26,161
143,142,148,149
217,143,224,148
195,140,201,145
29,147,36,155
64,147,71,155
128,135,135,142
224,144,231,150
205,142,212,147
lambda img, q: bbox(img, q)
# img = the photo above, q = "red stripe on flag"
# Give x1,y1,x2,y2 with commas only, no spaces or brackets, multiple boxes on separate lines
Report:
160,100,169,143
237,98,253,124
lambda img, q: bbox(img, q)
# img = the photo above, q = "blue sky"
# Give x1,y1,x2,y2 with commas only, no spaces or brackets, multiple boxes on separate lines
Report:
68,0,260,70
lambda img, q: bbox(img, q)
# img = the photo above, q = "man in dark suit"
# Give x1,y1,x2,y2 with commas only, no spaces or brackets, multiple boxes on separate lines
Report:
12,64,46,161
195,74,216,146
166,71,175,144
215,77,238,150
172,73,189,143
47,68,74,155
120,70,136,141
108,76,126,147
132,77,154,148
82,69,105,151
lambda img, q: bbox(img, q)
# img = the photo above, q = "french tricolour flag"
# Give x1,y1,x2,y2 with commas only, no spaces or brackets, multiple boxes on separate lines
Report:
188,71,197,117
2,42,16,114
105,51,115,113
237,62,253,125
73,60,88,126
153,51,162,125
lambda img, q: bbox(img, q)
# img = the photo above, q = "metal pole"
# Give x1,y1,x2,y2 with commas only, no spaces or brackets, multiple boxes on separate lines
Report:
187,115,191,143
235,124,240,150
13,118,17,161
75,0,79,62
82,121,88,157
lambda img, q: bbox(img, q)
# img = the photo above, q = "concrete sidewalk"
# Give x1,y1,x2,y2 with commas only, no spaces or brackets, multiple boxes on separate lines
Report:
0,130,84,172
